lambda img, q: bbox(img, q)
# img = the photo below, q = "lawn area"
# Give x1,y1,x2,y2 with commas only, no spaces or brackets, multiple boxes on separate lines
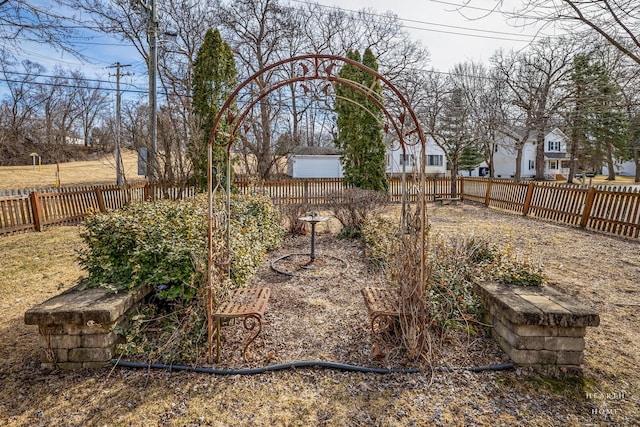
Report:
0,151,141,191
0,203,638,426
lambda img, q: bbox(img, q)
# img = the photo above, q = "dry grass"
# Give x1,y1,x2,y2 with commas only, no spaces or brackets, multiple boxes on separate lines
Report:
1,203,638,426
0,151,141,190
554,174,638,187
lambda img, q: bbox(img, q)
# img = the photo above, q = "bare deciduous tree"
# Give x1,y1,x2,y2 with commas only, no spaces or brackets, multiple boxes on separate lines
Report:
0,0,80,57
516,0,640,66
491,38,575,181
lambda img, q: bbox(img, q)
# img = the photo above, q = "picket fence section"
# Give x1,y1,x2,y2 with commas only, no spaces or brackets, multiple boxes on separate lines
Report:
463,178,640,239
0,184,197,235
235,178,344,204
2,177,640,240
234,177,458,204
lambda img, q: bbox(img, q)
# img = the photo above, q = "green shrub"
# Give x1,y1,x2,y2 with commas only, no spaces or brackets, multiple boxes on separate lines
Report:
228,194,283,285
427,235,493,332
487,248,546,287
79,193,283,302
361,215,398,269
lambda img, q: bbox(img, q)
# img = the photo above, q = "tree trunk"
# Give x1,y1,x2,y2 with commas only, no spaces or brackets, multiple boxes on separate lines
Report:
258,99,272,180
535,130,546,181
450,155,459,198
515,145,524,183
634,145,640,183
606,143,616,180
567,130,579,184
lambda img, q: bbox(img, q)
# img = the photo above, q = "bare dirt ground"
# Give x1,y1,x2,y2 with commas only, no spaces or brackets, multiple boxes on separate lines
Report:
0,203,638,426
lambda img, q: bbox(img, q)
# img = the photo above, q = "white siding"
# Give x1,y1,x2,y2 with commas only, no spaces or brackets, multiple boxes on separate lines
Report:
386,137,447,175
603,161,636,177
288,155,344,178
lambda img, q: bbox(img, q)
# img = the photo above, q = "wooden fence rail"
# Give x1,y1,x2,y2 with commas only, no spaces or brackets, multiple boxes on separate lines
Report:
234,177,458,204
0,184,197,235
3,177,640,240
464,178,640,240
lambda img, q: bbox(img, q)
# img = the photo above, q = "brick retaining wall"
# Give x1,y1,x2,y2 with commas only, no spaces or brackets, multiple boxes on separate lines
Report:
25,279,600,370
24,285,152,369
473,282,600,371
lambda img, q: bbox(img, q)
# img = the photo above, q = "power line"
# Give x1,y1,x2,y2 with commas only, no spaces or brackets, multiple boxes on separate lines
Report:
0,77,148,95
289,0,540,42
2,70,135,86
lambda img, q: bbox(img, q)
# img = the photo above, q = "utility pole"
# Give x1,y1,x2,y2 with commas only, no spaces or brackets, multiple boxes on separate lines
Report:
137,0,159,183
149,0,159,183
108,62,132,187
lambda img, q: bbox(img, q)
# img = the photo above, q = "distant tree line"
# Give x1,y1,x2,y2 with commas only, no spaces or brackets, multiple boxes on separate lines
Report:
1,0,639,186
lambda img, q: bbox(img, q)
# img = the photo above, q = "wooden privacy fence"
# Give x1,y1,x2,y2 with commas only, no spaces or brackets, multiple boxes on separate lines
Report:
0,184,197,235
463,178,640,239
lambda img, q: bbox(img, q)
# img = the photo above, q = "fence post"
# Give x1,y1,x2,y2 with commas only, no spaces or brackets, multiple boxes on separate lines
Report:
303,180,309,204
95,188,106,213
459,178,464,199
484,179,493,207
580,186,597,229
144,183,152,201
30,192,43,232
522,182,535,216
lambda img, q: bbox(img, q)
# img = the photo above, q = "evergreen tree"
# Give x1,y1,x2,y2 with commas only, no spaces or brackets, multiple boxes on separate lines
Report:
589,62,628,180
567,55,591,182
191,29,237,189
568,56,628,179
335,49,388,192
436,86,476,197
459,144,484,175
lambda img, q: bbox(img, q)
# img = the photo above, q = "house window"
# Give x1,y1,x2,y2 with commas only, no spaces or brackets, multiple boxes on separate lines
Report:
400,154,415,166
427,155,443,166
494,145,499,153
547,140,561,151
549,160,558,170
528,160,535,170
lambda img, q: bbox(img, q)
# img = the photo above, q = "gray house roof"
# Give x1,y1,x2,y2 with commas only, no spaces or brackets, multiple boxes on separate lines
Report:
544,153,569,159
290,146,340,156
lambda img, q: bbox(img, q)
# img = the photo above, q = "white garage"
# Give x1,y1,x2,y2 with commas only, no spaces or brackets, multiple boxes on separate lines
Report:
287,146,344,178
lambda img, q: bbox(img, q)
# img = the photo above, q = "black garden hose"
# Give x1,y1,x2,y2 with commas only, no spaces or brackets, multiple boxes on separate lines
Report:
110,359,513,375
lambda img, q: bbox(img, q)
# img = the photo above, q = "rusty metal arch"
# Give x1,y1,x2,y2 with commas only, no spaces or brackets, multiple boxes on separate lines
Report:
206,54,429,362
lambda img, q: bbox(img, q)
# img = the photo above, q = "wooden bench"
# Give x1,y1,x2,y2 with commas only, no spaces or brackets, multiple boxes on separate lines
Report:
213,287,271,362
434,197,461,206
361,287,400,358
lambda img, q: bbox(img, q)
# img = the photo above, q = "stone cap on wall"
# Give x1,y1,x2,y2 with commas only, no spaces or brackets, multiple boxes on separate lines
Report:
24,284,152,326
473,281,600,328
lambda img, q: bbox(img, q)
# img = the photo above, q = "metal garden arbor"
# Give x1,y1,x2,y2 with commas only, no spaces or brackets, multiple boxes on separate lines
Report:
205,54,429,362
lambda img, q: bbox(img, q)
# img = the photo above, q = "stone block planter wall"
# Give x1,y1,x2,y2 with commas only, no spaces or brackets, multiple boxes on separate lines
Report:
473,282,600,370
24,285,151,369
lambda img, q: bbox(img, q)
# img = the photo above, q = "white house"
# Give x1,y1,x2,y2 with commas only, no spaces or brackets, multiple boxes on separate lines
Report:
386,136,447,176
286,137,448,179
286,146,344,178
471,128,570,179
603,160,636,177
543,128,571,178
